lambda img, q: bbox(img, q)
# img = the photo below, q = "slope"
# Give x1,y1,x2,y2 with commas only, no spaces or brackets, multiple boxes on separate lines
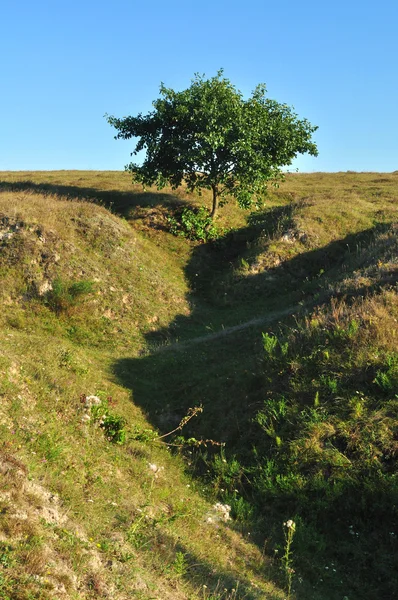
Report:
0,170,397,600
0,178,284,600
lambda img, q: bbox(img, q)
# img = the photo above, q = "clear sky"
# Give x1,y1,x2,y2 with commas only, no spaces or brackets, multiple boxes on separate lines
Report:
1,0,397,172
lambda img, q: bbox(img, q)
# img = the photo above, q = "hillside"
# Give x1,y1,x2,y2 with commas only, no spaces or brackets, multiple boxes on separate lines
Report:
0,170,397,600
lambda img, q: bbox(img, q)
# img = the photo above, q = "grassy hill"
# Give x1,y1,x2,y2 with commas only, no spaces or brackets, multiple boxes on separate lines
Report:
0,170,397,599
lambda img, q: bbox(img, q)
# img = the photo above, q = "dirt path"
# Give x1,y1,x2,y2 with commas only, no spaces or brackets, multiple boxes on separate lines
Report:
152,303,304,353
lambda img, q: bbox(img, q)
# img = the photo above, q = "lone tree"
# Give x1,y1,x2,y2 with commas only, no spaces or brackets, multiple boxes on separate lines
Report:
107,71,318,219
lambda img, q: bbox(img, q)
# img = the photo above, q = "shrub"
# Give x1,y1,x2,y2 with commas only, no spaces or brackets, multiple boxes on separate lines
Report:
167,207,221,242
100,413,127,444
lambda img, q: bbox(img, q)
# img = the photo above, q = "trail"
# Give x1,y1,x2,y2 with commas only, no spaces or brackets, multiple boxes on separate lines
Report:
150,303,305,353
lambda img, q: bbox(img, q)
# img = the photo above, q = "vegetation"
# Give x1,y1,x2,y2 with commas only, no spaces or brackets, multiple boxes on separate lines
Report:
107,71,318,219
0,169,396,599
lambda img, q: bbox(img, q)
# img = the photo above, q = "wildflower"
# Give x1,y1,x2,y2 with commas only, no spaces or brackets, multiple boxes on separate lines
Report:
81,414,91,423
213,503,231,522
85,395,101,407
148,463,164,478
284,519,296,530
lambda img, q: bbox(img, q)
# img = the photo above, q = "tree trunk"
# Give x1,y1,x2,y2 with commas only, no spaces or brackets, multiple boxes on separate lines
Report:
210,185,219,219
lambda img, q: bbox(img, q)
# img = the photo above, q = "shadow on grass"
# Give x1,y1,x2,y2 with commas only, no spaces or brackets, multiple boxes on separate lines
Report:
144,220,396,347
137,529,282,600
112,220,397,447
111,219,397,600
0,179,186,220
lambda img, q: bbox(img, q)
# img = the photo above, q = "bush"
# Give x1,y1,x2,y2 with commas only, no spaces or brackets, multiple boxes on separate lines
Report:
167,207,221,242
100,414,127,444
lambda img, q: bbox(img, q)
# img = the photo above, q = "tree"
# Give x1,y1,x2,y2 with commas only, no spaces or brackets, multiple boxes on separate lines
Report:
107,70,318,219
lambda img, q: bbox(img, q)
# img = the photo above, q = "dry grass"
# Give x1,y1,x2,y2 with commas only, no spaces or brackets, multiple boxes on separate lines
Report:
0,188,190,352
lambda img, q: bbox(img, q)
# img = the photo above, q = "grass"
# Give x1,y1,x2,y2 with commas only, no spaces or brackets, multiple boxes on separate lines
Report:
0,169,397,599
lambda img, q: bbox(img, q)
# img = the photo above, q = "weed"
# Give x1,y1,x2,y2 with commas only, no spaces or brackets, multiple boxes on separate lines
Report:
212,450,244,494
262,332,278,356
201,581,241,599
44,277,94,314
129,405,222,451
373,352,398,392
0,543,14,568
281,520,296,599
170,550,188,577
100,413,127,444
85,394,127,444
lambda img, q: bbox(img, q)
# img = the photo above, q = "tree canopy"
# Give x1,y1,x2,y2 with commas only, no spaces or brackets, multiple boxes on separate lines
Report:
107,71,318,218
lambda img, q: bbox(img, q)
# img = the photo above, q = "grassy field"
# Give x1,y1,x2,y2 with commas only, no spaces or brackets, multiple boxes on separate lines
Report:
0,170,397,599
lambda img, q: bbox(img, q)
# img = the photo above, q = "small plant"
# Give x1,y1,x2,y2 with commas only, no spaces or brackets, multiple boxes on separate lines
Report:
170,551,188,577
255,396,288,440
262,332,279,356
45,277,94,314
81,394,126,444
374,352,398,392
58,348,74,368
201,581,240,599
320,374,338,394
0,543,14,568
282,519,296,599
100,413,126,444
130,405,220,449
211,450,244,493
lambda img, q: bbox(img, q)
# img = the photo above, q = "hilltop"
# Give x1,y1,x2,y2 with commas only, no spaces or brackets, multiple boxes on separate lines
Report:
0,170,397,600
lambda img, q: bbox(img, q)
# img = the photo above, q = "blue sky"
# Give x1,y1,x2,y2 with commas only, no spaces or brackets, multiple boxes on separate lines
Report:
1,0,397,172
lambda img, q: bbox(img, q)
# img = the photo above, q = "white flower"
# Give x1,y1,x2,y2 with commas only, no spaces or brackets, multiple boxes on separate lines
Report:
213,503,231,522
98,414,107,425
205,502,232,524
85,395,101,407
148,463,164,477
81,414,91,423
284,519,296,529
